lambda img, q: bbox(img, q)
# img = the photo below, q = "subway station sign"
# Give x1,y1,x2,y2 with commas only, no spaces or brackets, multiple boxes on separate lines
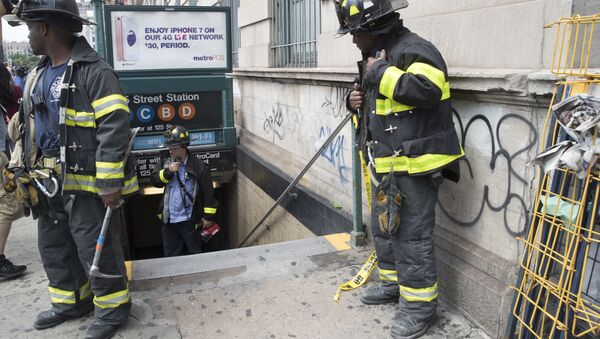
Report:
105,7,230,72
127,91,222,133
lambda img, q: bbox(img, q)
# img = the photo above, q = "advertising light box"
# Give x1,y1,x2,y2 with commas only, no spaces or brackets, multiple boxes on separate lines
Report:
106,7,230,73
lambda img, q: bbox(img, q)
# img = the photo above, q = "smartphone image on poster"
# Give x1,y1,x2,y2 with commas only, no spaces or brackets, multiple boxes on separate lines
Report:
114,16,124,61
122,16,140,62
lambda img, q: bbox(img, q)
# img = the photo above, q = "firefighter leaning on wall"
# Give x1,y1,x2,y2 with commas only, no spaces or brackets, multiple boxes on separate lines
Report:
335,1,464,338
0,0,139,338
151,125,219,257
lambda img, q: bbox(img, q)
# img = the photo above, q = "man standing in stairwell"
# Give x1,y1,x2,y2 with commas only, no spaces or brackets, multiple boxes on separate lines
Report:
335,1,464,338
151,125,219,257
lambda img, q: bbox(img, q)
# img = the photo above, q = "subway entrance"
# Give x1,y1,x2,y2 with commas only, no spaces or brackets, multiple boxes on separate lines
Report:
100,5,236,260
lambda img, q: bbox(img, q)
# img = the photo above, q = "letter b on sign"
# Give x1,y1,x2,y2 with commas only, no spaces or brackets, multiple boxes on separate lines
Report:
158,104,176,122
178,103,196,120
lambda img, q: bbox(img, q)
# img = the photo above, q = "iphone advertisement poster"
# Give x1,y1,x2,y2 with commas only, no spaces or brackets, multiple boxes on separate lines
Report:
110,11,228,71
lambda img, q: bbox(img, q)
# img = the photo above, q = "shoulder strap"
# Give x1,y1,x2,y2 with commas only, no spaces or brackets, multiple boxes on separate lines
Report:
58,60,75,164
174,171,195,204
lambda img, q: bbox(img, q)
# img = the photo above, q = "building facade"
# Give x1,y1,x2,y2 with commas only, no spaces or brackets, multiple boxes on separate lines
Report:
2,40,30,58
225,0,600,337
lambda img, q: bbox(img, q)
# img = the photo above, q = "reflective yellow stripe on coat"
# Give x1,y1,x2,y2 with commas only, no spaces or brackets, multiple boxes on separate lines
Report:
204,207,217,214
122,176,139,196
373,148,464,175
64,173,139,195
92,94,129,120
159,169,169,184
377,63,451,115
96,161,124,180
66,109,96,128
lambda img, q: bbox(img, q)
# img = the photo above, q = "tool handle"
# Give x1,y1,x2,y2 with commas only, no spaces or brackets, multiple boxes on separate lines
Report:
91,207,113,268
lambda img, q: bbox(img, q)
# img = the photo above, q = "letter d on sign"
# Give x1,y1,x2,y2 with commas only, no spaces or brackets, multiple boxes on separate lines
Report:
178,103,196,120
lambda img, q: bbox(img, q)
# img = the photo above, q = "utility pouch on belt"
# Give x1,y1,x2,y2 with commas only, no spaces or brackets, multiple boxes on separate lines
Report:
375,173,403,235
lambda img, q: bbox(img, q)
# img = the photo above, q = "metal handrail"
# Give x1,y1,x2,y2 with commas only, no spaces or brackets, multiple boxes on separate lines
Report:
238,112,353,247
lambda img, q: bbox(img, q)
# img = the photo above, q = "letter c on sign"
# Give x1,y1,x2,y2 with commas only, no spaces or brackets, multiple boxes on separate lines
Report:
158,104,176,122
136,105,155,123
178,103,196,120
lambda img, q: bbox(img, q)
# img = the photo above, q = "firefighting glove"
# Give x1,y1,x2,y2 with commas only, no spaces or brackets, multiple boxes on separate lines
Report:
4,168,39,207
375,174,403,235
2,166,26,193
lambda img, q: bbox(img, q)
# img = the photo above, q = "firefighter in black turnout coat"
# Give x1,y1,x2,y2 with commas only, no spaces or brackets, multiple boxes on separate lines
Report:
335,1,464,338
3,0,139,338
151,125,218,257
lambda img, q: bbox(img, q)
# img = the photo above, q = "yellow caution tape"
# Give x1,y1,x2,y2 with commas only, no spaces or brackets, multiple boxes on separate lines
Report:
359,151,372,209
334,250,378,303
352,114,359,129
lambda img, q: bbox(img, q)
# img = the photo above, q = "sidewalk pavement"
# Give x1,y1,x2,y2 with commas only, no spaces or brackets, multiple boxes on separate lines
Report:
0,216,490,339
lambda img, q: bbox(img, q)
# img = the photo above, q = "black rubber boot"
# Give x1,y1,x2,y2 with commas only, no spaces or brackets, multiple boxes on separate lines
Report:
0,254,26,279
390,313,436,339
360,285,399,305
84,321,120,339
33,310,71,330
34,302,94,330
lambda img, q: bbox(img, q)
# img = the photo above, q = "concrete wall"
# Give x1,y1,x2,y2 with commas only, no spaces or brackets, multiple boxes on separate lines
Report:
227,170,315,247
229,0,588,337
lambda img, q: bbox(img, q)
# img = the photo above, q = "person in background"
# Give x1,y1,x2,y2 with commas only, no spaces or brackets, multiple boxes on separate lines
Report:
0,63,26,279
0,63,23,125
13,66,27,90
335,1,464,338
151,125,219,257
1,63,23,154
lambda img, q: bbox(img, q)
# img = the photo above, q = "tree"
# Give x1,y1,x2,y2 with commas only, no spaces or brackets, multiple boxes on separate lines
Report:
8,52,40,69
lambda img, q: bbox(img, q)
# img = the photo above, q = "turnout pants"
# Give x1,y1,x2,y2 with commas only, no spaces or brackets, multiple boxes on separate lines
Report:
38,193,130,325
371,173,439,326
162,221,202,257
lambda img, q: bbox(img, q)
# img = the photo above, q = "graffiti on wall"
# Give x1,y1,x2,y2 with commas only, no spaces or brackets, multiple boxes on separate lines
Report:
318,86,352,184
438,109,538,237
321,86,349,119
263,105,285,141
318,126,350,185
262,103,303,143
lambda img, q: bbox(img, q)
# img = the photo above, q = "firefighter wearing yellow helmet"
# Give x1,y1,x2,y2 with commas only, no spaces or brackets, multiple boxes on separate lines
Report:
336,0,464,338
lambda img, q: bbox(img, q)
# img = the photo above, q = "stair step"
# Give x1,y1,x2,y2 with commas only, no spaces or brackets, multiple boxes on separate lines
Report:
128,233,350,281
